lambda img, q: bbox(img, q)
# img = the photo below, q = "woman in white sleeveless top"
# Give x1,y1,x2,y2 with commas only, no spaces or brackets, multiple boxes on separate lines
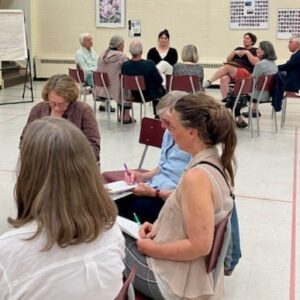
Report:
123,93,237,299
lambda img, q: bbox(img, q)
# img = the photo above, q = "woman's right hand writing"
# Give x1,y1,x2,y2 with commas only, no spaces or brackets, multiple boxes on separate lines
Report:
139,222,155,239
124,170,144,184
124,170,136,184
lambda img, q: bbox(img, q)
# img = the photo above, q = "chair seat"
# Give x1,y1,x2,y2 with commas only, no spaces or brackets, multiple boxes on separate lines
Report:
102,169,148,183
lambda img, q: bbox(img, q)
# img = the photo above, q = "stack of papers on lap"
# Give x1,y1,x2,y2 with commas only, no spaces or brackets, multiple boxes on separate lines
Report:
117,216,140,239
105,180,138,194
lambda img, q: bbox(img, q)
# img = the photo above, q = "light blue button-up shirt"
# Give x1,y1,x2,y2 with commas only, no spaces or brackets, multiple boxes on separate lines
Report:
75,47,97,86
147,130,191,190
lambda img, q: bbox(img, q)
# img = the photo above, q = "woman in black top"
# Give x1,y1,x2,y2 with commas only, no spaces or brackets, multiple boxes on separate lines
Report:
147,29,178,66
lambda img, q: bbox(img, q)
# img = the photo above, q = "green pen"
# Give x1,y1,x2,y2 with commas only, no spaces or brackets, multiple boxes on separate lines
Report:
133,212,141,227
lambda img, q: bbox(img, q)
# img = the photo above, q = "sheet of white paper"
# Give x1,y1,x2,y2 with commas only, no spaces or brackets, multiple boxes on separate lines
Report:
117,216,140,239
105,180,138,194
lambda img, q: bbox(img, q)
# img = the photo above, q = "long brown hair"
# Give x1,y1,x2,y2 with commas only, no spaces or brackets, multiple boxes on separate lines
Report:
174,92,237,185
10,117,117,250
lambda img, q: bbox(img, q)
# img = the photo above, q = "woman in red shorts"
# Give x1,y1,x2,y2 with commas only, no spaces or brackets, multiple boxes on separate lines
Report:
203,32,259,100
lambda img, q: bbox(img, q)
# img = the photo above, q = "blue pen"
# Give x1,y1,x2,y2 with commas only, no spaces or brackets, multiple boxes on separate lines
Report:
124,163,130,176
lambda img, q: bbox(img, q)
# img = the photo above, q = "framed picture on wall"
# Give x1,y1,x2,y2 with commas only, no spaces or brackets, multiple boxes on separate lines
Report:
95,0,125,28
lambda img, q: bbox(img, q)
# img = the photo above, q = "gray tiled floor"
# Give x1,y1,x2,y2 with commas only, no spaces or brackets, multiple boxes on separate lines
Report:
0,82,299,300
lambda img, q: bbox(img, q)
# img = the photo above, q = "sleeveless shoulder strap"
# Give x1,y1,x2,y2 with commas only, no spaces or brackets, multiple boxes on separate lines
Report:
191,161,234,198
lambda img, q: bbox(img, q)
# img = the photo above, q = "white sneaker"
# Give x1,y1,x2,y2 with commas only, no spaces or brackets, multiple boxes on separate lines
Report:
203,80,211,88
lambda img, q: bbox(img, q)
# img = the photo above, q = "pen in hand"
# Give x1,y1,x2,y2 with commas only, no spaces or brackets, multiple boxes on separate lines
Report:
124,163,130,176
133,212,141,227
124,163,134,184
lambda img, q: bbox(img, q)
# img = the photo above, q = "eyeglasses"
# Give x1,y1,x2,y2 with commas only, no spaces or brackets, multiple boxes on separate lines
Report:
46,101,69,109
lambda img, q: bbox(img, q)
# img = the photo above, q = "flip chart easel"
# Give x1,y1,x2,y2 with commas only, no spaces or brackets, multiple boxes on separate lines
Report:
0,9,34,104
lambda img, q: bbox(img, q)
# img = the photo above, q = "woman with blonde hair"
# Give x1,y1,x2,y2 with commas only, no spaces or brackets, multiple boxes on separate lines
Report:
0,117,124,300
173,44,204,89
21,74,100,161
123,93,236,300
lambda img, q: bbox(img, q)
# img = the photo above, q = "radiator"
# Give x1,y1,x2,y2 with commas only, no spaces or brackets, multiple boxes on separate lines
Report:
34,57,223,82
199,62,223,84
34,57,76,78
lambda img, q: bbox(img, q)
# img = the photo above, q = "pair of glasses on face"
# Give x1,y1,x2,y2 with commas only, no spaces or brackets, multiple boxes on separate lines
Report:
46,101,69,109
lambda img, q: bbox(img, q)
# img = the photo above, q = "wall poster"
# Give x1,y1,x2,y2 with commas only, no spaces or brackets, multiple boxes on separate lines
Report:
277,9,300,39
230,0,269,29
95,0,125,28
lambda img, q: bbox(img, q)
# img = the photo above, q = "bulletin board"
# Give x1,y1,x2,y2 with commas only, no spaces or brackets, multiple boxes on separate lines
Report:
230,0,269,29
277,9,300,39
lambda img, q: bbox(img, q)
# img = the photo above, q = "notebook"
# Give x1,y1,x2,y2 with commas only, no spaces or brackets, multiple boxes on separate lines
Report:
105,180,138,194
117,216,140,239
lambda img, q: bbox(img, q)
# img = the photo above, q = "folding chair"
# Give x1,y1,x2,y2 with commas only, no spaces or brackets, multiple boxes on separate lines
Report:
102,117,165,183
120,74,147,125
92,71,111,126
231,77,254,122
114,266,136,300
281,91,300,128
249,74,275,137
205,212,231,289
68,68,92,102
166,74,200,94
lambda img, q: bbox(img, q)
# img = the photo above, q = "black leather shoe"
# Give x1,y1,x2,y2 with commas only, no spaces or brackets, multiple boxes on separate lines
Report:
242,111,261,118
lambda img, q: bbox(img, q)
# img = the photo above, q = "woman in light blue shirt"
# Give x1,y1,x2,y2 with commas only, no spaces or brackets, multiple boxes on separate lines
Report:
116,91,191,222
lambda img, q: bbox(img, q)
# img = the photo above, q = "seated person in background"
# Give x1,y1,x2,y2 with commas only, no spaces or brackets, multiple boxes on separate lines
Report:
203,32,259,100
21,74,100,162
97,35,128,117
173,44,204,90
0,117,125,300
121,40,166,118
123,93,236,300
75,33,114,112
116,91,191,223
147,29,178,76
278,35,300,92
75,32,97,87
237,41,278,127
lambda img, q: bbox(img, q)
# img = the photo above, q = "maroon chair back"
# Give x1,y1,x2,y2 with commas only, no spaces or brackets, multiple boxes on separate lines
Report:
122,75,146,91
256,74,273,92
93,71,110,88
232,77,254,97
139,117,165,148
166,74,200,93
206,213,231,273
68,68,81,84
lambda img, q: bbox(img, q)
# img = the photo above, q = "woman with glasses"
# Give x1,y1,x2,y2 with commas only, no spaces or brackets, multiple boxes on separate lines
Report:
21,74,100,161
